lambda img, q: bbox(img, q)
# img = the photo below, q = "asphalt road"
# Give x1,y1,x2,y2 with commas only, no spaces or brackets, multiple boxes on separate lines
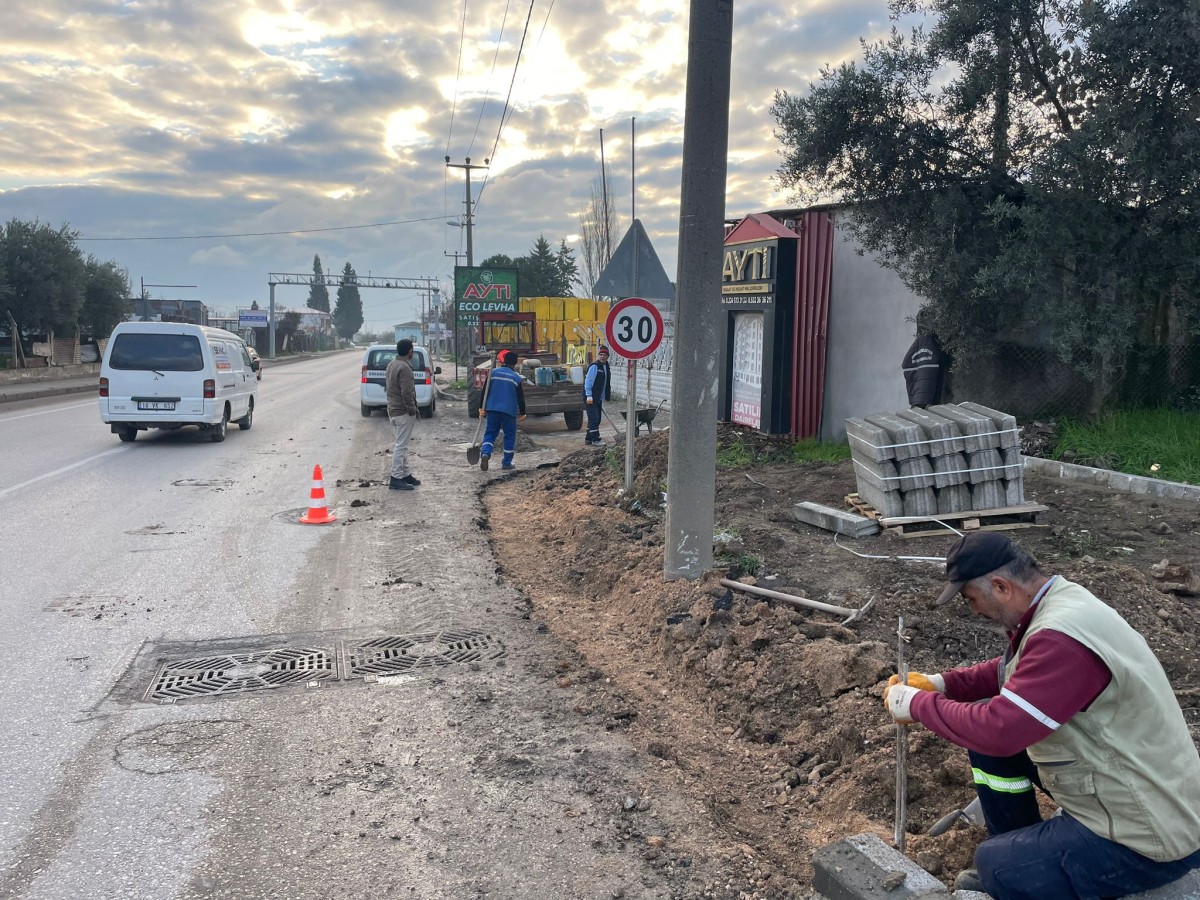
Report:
0,354,711,900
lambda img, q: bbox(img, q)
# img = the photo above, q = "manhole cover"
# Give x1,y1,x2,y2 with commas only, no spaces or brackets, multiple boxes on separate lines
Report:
146,647,337,702
344,630,504,678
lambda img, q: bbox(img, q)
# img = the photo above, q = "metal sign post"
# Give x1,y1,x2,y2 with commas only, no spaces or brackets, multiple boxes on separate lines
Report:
605,297,665,493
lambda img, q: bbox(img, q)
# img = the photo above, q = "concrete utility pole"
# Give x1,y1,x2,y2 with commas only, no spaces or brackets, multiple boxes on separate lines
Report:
665,0,734,581
445,157,488,267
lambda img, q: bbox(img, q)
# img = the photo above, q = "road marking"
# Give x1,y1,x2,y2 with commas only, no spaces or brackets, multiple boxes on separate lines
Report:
0,401,95,422
0,447,130,500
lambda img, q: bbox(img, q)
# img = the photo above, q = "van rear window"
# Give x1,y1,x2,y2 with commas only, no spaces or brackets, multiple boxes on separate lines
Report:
367,349,397,369
110,333,204,371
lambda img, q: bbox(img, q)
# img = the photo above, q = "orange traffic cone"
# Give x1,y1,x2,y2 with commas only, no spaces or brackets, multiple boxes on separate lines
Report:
299,464,337,525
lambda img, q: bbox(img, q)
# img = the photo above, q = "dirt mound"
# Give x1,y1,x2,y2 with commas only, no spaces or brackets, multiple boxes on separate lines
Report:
483,426,1200,894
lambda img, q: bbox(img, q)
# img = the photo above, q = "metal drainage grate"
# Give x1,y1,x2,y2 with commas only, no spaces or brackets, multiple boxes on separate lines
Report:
146,647,337,702
344,630,505,679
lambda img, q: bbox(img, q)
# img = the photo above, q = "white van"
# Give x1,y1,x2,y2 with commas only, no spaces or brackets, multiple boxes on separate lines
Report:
99,322,258,443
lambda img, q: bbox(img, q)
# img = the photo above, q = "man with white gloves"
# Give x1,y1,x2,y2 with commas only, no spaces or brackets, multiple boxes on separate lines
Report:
884,532,1200,899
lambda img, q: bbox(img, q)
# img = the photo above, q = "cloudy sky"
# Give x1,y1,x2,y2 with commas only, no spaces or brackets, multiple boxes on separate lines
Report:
0,0,895,332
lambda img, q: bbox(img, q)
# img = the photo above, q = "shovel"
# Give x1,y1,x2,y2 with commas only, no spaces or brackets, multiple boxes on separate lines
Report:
466,368,494,465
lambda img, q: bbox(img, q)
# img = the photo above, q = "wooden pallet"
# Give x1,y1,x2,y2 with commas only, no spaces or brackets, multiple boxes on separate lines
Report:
844,494,1047,539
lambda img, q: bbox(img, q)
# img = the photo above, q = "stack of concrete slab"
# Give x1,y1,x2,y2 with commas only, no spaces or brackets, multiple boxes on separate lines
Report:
846,403,1023,517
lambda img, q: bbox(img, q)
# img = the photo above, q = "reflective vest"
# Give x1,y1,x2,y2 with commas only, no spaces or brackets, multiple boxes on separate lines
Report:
1006,578,1200,861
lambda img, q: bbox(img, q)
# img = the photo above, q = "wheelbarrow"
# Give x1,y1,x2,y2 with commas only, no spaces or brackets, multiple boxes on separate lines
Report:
619,399,667,435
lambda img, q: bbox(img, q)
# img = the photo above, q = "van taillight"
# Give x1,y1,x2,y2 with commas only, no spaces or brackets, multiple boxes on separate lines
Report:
99,377,109,398
423,372,431,385
361,366,369,384
203,379,216,399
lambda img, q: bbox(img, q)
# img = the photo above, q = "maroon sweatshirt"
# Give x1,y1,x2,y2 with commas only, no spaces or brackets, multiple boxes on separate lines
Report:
910,577,1113,756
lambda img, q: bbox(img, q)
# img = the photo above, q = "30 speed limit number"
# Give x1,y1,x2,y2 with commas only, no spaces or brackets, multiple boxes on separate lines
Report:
604,297,664,360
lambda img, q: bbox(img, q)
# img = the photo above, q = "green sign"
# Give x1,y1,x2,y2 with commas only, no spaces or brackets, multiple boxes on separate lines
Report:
454,266,519,325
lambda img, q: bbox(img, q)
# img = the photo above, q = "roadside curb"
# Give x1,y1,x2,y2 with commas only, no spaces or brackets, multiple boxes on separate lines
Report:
1023,455,1200,503
0,382,97,404
812,833,1200,900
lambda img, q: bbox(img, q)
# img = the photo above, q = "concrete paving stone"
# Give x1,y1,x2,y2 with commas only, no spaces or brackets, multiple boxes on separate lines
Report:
812,833,952,899
794,502,881,538
1001,446,1023,473
864,413,928,461
856,481,906,518
928,405,997,452
959,401,1020,449
937,484,973,515
1002,476,1024,507
896,408,965,456
903,487,939,518
966,449,1004,484
934,452,970,489
845,417,897,463
970,480,1005,511
898,457,937,491
852,456,901,494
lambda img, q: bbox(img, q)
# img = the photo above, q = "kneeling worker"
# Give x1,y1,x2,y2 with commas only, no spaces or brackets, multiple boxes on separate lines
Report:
884,532,1200,899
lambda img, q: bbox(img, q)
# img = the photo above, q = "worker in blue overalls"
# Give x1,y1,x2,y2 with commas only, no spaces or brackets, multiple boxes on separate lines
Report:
480,349,526,472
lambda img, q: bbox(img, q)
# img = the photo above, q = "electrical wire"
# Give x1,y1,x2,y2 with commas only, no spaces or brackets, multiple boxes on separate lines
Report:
76,215,447,242
444,0,470,157
467,0,513,159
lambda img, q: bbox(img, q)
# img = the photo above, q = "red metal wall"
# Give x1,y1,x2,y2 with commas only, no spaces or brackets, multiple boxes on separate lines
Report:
791,211,834,438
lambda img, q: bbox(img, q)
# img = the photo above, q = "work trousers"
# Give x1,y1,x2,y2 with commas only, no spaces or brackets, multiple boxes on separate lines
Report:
388,413,415,479
481,410,516,466
970,749,1200,899
585,401,602,442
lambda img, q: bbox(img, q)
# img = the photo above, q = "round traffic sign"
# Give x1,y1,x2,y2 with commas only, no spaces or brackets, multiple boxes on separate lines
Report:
604,297,664,361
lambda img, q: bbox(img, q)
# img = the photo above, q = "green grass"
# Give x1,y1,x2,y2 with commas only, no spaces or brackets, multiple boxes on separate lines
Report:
448,378,468,390
714,435,851,469
1055,409,1200,485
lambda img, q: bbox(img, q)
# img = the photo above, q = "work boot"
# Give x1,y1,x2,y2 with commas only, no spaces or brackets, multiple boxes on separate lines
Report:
403,474,421,486
388,477,414,491
479,453,489,472
954,868,985,892
501,463,515,470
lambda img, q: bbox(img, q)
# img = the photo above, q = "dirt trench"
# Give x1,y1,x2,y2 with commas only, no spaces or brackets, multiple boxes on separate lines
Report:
481,427,1200,894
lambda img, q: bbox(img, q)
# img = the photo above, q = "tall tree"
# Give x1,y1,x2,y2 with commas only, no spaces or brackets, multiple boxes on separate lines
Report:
556,239,580,296
578,177,617,297
80,257,132,338
771,0,1200,412
0,219,86,332
307,254,330,312
332,262,363,339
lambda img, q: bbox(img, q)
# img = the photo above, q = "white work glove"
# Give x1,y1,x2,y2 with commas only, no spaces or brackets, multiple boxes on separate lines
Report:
887,672,945,693
884,683,922,725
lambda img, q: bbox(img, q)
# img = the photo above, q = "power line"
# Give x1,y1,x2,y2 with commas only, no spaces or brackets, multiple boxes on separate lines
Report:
444,0,470,157
487,0,537,167
77,215,447,242
468,0,513,159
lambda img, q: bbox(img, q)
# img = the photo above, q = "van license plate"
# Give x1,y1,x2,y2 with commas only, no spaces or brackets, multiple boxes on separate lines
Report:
137,401,176,411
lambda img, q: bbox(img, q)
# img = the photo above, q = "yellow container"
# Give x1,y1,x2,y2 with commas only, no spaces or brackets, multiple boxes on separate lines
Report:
576,299,594,321
595,300,610,322
535,297,552,322
547,297,564,320
563,298,579,321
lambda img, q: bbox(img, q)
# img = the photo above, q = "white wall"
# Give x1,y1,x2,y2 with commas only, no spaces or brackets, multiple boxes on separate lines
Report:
819,213,924,442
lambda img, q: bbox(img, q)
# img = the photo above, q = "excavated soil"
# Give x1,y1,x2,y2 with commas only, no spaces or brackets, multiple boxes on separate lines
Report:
482,425,1200,896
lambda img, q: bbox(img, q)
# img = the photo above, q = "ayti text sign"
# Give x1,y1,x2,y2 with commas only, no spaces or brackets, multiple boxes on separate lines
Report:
454,266,518,324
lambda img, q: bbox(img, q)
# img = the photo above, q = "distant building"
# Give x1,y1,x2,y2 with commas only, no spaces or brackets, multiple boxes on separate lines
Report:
394,321,422,344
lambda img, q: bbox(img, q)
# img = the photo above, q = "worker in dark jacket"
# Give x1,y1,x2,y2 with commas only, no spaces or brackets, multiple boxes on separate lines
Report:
479,350,526,472
902,315,948,408
583,346,611,445
884,533,1200,899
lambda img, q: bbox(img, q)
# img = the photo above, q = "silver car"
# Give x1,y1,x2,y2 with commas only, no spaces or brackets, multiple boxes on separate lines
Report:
360,344,439,417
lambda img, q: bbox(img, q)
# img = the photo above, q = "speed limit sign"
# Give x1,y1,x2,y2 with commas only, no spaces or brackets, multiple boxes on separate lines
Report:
605,297,664,360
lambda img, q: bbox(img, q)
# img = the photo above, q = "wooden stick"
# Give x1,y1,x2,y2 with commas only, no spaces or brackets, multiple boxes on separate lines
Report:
896,615,909,853
720,578,856,617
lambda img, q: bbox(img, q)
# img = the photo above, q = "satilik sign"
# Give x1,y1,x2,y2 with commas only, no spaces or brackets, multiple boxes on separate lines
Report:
454,266,519,325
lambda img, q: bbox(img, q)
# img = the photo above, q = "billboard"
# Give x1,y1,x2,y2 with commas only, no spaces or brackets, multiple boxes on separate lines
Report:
454,266,519,325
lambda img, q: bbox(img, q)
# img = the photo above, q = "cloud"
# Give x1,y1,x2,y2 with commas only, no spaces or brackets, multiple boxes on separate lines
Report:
0,0,901,328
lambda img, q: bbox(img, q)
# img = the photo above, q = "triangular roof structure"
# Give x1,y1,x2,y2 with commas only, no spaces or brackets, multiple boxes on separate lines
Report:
723,213,799,244
593,219,676,307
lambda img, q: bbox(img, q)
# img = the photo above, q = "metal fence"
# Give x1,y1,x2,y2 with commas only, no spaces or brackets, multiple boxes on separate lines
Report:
951,343,1200,420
